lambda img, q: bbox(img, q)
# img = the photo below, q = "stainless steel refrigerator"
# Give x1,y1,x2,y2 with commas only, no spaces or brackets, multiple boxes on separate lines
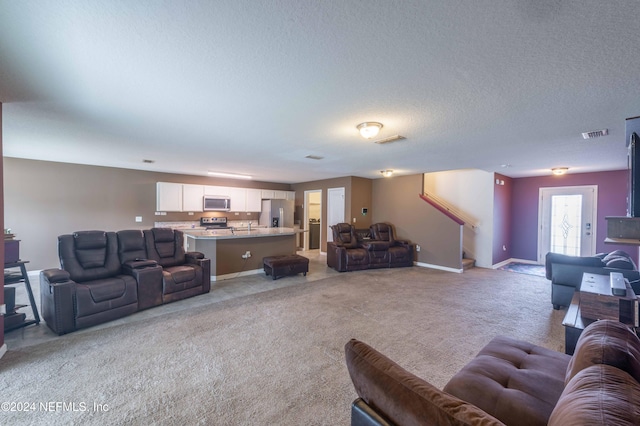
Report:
259,199,294,228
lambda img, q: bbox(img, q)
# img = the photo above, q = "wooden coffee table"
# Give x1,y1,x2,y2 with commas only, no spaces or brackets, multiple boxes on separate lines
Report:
562,272,639,354
561,291,593,355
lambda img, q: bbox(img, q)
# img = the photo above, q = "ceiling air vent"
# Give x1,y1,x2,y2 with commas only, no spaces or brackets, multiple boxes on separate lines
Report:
582,129,608,139
373,135,406,144
305,155,324,160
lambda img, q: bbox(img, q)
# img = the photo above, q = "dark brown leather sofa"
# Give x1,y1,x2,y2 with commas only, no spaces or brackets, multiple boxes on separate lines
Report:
369,223,413,268
41,228,210,335
345,320,640,425
327,223,413,272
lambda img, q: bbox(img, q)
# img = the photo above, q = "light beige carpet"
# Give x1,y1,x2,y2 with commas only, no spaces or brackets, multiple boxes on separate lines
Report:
1,266,565,425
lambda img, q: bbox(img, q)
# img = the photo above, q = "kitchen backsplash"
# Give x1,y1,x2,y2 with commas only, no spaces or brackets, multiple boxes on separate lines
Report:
155,220,266,229
154,221,200,229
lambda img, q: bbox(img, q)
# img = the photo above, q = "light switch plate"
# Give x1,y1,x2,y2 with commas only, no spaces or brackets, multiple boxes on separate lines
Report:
135,216,143,222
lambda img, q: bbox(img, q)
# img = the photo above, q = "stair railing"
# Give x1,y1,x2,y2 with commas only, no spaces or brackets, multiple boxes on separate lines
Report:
419,193,479,231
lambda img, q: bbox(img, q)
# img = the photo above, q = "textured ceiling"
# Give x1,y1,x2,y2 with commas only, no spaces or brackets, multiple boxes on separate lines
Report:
1,1,640,183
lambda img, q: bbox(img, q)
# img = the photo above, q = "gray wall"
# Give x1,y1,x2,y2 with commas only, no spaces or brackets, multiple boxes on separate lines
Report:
4,158,290,270
372,174,462,269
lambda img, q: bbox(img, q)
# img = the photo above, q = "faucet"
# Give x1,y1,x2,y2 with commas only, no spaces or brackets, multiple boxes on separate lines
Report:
248,221,252,231
230,227,235,235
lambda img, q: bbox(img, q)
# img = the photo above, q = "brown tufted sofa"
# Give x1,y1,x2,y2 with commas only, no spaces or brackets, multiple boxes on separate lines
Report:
345,320,640,425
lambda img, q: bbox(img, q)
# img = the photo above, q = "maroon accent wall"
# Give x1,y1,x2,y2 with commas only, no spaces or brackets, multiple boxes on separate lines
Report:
511,170,637,261
493,173,513,264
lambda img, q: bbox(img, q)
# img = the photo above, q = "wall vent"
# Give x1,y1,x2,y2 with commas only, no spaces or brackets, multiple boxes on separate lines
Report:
373,135,406,144
582,129,608,139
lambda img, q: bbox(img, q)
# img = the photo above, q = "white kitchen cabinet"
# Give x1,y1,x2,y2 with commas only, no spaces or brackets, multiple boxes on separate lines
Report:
227,187,247,212
182,184,204,212
260,189,293,201
246,188,262,212
261,189,275,199
204,185,228,196
156,182,183,212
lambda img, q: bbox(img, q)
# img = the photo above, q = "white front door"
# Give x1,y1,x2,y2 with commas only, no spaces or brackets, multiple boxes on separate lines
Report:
537,185,597,263
327,187,345,243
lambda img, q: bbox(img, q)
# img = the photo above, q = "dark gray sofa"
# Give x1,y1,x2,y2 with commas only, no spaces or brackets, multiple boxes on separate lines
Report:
545,250,640,309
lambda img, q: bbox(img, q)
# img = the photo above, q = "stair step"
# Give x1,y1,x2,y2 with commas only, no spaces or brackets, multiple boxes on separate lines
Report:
462,258,475,270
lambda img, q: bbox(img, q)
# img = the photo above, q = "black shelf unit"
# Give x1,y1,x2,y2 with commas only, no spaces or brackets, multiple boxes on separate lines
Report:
4,260,40,331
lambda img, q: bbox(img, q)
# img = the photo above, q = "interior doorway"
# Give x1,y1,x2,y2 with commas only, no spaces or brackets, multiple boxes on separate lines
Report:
537,185,597,263
327,187,345,244
304,190,322,251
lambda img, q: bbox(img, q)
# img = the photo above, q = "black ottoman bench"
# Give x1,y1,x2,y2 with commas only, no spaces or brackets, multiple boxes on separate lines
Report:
263,254,309,280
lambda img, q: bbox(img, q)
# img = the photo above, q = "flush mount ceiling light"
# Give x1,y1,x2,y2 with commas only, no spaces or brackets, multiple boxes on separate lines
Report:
357,122,383,139
552,167,569,175
207,171,252,180
381,169,394,177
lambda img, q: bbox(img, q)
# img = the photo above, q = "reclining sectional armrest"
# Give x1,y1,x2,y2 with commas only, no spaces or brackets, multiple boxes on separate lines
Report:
185,253,211,293
121,260,164,310
360,240,390,251
185,251,205,261
327,242,347,272
40,269,77,335
42,268,71,283
121,259,158,272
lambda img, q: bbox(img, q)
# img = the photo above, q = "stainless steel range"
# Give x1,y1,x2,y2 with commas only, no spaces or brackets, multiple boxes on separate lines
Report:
200,217,229,229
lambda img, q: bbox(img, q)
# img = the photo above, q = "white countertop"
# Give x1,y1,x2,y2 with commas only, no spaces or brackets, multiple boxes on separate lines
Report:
184,227,298,240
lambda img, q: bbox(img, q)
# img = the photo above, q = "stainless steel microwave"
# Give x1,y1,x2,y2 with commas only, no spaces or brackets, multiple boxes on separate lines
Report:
203,195,231,211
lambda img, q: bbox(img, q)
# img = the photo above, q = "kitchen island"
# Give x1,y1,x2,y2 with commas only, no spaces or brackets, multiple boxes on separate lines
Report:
184,227,298,281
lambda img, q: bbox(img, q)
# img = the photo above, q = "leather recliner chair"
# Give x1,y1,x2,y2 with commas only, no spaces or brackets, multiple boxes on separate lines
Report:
41,231,140,335
143,228,211,303
369,223,414,268
327,223,370,272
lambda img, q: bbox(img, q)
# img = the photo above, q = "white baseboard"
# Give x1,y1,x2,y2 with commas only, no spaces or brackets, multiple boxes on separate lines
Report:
414,261,463,274
211,268,263,282
0,343,7,360
492,258,541,269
